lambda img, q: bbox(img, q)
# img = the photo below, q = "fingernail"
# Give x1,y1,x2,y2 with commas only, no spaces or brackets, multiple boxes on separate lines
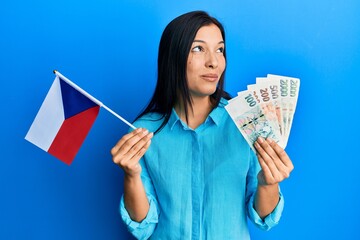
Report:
254,141,260,148
266,138,273,144
143,129,149,135
257,137,264,143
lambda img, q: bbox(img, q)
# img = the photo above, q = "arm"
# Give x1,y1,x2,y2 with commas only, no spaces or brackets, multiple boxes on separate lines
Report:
254,183,280,219
254,136,294,218
111,128,153,222
123,174,149,222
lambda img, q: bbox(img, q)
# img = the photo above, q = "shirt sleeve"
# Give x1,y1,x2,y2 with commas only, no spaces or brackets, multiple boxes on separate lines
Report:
119,157,160,240
245,150,285,231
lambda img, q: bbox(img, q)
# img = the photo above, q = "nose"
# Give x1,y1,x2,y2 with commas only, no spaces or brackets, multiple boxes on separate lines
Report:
205,52,218,69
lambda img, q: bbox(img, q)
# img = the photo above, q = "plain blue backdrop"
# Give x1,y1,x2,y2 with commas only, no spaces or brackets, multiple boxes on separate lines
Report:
1,0,359,239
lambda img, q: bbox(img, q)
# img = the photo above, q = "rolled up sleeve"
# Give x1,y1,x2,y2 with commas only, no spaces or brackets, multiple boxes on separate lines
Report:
119,156,160,239
120,194,159,239
245,151,285,231
247,190,284,230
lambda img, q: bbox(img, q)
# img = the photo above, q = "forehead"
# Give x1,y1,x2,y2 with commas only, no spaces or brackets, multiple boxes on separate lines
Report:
194,24,223,42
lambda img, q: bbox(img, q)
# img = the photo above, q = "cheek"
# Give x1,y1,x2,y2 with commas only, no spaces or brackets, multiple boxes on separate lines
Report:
219,58,226,73
222,59,227,71
187,59,200,76
221,56,226,66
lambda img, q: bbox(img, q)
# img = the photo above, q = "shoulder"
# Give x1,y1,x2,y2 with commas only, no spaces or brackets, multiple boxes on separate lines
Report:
209,97,230,124
133,112,165,133
219,97,229,107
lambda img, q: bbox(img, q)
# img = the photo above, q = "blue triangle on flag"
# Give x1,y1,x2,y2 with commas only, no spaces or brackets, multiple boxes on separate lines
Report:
59,77,98,119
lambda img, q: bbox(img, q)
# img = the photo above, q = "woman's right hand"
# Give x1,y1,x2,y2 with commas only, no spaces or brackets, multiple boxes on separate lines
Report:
111,128,153,177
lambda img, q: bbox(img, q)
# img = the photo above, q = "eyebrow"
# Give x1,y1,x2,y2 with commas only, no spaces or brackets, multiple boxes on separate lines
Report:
193,40,225,44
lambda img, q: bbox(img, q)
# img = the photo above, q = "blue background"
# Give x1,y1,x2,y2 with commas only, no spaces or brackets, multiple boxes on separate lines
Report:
1,0,359,239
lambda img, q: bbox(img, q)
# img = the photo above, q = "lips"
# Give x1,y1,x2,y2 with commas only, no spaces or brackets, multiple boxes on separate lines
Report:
201,73,219,82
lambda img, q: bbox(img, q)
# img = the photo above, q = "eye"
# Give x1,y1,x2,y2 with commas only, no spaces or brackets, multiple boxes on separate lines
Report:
192,46,203,52
216,47,224,53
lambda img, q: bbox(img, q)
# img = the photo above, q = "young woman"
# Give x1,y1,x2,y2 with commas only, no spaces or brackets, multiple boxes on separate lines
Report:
111,11,294,240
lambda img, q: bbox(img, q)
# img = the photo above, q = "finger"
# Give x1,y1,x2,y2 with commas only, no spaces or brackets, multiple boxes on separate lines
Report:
115,129,149,155
266,138,294,171
254,137,279,169
126,132,153,161
111,128,143,155
127,137,152,166
120,134,152,175
255,137,279,162
256,137,290,171
111,129,151,165
254,138,290,181
265,139,291,175
257,152,289,184
257,154,275,184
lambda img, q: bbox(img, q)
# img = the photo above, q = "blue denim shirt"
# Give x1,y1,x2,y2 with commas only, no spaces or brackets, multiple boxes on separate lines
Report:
120,98,284,240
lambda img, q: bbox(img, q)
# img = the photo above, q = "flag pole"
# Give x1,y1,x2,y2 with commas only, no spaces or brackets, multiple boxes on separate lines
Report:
53,70,136,130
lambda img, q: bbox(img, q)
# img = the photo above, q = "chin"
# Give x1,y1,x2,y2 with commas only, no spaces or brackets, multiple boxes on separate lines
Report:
207,87,218,96
197,90,217,98
190,85,218,98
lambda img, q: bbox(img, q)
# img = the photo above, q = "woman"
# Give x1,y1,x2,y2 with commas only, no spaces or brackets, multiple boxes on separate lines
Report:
111,11,294,240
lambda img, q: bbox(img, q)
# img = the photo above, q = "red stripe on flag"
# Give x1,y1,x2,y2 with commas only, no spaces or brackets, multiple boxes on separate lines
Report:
47,106,100,165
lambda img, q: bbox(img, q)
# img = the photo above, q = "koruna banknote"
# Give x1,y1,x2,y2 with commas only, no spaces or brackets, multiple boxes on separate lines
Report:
227,74,300,151
266,74,300,145
226,90,284,152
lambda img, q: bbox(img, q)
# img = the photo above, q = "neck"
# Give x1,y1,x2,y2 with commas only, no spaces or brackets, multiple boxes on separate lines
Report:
175,95,213,129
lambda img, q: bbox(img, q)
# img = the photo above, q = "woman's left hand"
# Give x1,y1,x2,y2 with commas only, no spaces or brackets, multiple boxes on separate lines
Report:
254,137,294,186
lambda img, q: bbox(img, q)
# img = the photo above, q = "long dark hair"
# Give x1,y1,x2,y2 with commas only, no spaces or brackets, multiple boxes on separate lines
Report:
136,11,231,133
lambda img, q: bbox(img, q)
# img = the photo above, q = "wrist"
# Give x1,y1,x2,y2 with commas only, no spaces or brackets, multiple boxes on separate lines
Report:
257,182,279,193
124,173,142,184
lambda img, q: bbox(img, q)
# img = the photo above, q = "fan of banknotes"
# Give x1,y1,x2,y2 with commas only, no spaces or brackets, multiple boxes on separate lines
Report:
225,74,300,152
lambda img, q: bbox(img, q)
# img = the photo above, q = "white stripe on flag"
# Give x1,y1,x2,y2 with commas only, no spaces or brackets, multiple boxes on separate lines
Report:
25,76,65,151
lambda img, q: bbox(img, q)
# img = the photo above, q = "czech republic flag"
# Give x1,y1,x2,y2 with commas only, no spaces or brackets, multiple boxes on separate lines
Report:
25,74,100,165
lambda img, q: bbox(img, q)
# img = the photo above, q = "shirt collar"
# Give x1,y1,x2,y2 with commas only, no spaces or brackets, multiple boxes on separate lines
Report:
169,108,181,130
168,98,228,130
208,98,228,126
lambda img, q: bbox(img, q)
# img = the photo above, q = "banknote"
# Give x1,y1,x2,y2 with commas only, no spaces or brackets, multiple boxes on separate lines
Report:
227,74,300,151
255,77,286,144
246,83,283,146
267,74,300,144
226,90,284,152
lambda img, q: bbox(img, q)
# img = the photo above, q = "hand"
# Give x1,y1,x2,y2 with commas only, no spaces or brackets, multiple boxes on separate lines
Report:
254,137,294,186
111,128,153,177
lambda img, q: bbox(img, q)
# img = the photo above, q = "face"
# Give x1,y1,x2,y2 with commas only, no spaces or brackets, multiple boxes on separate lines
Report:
186,24,226,98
